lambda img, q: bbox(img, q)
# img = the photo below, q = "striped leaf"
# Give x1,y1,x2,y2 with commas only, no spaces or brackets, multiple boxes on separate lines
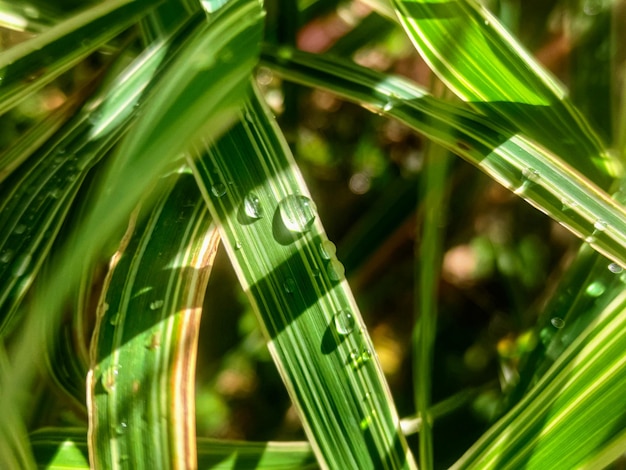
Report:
31,428,316,470
389,0,620,188
262,47,626,270
188,85,416,469
0,0,160,115
88,172,218,469
452,286,626,469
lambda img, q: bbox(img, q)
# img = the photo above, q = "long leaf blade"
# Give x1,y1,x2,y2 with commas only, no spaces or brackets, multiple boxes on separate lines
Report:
189,85,417,469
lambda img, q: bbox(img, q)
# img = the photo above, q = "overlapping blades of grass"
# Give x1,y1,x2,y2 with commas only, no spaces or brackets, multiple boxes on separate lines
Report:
31,428,316,470
88,172,218,469
389,0,620,188
262,47,626,269
0,12,205,334
452,285,626,469
189,85,416,469
0,0,161,116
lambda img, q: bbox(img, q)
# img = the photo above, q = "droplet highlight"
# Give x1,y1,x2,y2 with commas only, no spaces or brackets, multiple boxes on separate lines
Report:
278,195,316,233
149,300,164,310
348,349,372,370
244,193,263,219
594,220,608,232
327,259,345,281
334,310,355,335
586,281,605,297
551,317,565,329
211,182,227,198
608,263,623,274
319,240,337,260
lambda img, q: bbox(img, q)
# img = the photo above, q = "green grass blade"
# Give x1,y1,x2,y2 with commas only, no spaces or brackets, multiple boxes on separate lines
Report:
88,172,218,469
30,428,316,470
414,112,452,469
188,85,417,469
0,16,201,333
30,428,90,469
451,287,626,469
0,0,161,116
389,0,620,188
262,47,626,269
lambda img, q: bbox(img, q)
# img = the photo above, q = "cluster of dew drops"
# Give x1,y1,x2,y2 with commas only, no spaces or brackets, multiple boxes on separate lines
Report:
212,182,373,372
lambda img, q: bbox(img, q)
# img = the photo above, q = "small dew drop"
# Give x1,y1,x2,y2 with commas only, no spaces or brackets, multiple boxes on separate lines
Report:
319,240,337,260
102,366,119,394
14,224,27,235
348,349,372,370
109,312,120,326
360,415,373,431
0,250,13,264
333,309,355,335
149,300,164,310
48,188,61,199
283,278,296,294
586,281,606,297
608,263,623,274
12,254,31,277
594,220,608,232
115,422,127,435
382,95,397,112
327,259,345,281
522,167,540,182
211,182,227,198
551,317,565,329
235,240,242,250
243,193,263,219
278,195,316,233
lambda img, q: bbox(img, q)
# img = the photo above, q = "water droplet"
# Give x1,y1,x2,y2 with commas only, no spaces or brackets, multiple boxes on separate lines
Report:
283,278,296,294
551,317,565,329
235,240,242,250
109,311,120,326
383,96,397,112
608,263,623,274
348,349,372,370
327,259,345,281
14,224,26,235
360,415,373,430
319,240,337,260
115,422,127,435
586,281,606,297
278,195,316,233
211,182,227,198
244,193,263,219
12,254,31,277
0,250,13,264
522,167,540,182
102,366,119,393
48,188,61,199
333,309,355,335
594,220,608,231
149,300,164,310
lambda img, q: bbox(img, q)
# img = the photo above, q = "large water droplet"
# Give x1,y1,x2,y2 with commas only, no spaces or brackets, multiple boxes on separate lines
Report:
319,240,337,260
149,300,164,310
244,193,263,219
278,195,316,233
334,310,355,335
586,281,605,297
327,259,345,281
608,263,623,274
211,182,227,198
551,317,565,329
